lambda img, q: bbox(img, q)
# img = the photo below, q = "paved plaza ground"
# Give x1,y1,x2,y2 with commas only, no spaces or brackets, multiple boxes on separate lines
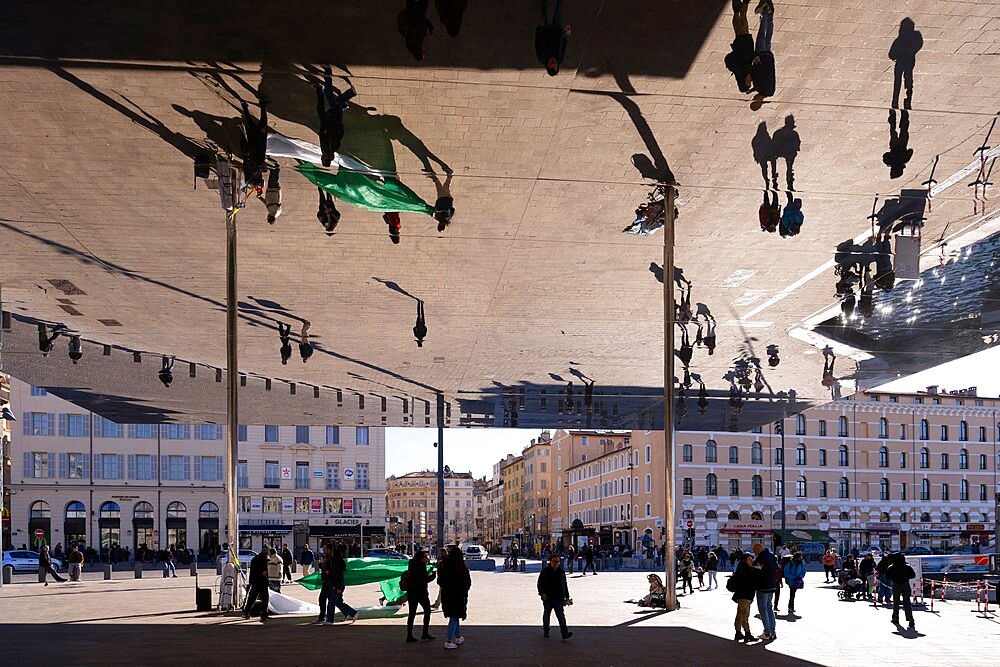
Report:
0,564,995,665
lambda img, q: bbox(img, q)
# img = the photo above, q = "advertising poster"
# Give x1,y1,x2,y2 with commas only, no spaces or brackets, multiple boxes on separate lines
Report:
311,498,323,513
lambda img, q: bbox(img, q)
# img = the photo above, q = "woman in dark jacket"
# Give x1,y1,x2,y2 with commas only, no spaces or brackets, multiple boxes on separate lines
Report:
729,552,758,642
437,546,472,649
405,549,436,643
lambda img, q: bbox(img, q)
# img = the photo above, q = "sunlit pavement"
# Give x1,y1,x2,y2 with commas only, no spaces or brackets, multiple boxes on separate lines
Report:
0,567,993,665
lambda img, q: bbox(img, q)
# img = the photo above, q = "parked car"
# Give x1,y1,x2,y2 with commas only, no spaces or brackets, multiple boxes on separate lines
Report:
366,548,408,560
463,545,489,560
902,546,932,556
949,545,980,554
795,542,826,562
217,549,256,570
857,545,882,557
2,549,63,573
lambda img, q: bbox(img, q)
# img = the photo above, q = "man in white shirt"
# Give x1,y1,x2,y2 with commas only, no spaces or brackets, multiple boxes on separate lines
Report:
260,166,282,224
267,548,284,593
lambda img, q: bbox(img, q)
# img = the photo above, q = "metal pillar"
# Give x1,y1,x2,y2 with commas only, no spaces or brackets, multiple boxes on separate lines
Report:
777,418,786,541
436,392,445,553
224,166,240,608
0,285,5,588
662,184,678,611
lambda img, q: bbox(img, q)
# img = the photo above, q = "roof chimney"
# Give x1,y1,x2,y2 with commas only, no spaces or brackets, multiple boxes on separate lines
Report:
926,385,938,395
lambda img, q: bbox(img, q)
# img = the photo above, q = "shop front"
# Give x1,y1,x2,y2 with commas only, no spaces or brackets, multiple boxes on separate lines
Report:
720,521,773,550
866,522,901,552
960,523,991,547
309,518,386,553
909,526,962,552
238,520,294,551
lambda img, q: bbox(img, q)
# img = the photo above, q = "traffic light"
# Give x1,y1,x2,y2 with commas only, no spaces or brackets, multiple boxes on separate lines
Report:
687,527,695,541
407,520,413,533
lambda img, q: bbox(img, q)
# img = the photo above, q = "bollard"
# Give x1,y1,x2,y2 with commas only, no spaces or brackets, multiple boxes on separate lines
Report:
190,562,198,576
104,563,113,580
2,564,12,584
134,562,143,578
519,559,526,572
292,561,297,574
216,561,223,576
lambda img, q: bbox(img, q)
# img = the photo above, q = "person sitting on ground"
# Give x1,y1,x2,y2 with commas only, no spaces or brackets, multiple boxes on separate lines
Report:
630,574,666,607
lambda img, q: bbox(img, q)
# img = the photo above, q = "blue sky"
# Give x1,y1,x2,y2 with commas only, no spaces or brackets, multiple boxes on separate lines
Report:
385,428,541,479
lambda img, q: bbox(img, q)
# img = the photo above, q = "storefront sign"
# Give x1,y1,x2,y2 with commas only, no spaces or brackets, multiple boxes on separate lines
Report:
343,468,355,481
866,522,900,533
250,499,263,512
311,499,323,514
965,524,986,532
315,517,365,526
343,498,354,512
721,521,771,535
280,466,292,480
282,500,295,513
111,495,140,501
312,470,324,477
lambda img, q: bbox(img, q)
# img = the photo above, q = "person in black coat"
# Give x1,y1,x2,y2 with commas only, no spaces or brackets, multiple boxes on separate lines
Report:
405,549,436,642
243,550,270,622
437,546,472,649
729,551,758,642
536,553,572,639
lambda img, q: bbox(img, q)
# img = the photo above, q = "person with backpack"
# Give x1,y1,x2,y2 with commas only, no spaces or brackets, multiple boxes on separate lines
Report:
782,552,806,614
437,546,472,649
728,551,758,642
885,552,916,630
403,548,436,642
779,197,803,237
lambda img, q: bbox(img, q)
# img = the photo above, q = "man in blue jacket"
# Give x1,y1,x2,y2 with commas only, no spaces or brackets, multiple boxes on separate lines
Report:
751,543,778,640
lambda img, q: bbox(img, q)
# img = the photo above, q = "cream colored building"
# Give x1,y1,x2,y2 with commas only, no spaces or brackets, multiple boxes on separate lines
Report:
8,377,387,555
501,455,524,537
522,431,554,548
561,388,999,555
551,429,632,541
385,470,475,545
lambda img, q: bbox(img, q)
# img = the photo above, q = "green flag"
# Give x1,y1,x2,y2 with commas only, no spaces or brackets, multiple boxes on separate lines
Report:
379,577,407,606
295,163,433,215
296,557,433,591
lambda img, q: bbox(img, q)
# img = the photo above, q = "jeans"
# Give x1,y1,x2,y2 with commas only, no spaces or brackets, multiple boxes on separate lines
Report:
326,588,357,622
69,563,82,581
162,560,176,577
756,590,776,635
755,8,773,53
734,599,752,635
447,617,461,640
707,570,717,589
787,586,797,611
542,600,568,635
38,565,65,584
406,591,432,637
318,583,330,620
681,574,693,594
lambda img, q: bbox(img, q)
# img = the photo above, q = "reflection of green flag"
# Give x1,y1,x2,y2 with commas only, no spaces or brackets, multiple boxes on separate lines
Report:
295,163,433,215
296,557,432,591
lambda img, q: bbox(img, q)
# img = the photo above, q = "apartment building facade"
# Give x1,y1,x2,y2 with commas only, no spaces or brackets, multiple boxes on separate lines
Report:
385,470,476,545
501,455,524,537
8,378,386,555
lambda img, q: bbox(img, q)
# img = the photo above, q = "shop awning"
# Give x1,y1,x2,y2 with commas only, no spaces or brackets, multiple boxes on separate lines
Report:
772,529,831,544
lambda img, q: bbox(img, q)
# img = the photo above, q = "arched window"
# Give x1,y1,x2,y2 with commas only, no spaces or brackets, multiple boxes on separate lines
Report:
751,511,763,520
729,446,739,464
919,448,929,469
773,511,783,521
775,447,784,466
751,475,763,497
99,501,120,519
941,483,949,501
705,439,717,463
920,479,930,500
795,511,808,520
940,425,949,441
880,512,890,522
880,478,890,501
727,510,740,520
839,477,850,498
940,453,949,469
645,474,651,494
940,512,951,523
899,512,907,522
634,477,639,494
134,501,154,518
878,446,889,468
200,502,219,518
682,444,693,462
960,480,969,501
729,478,739,496
796,443,806,465
879,418,888,439
838,416,848,437
839,511,850,521
959,421,968,441
959,449,968,470
796,476,807,497
706,510,718,520
645,445,651,464
65,501,86,518
30,500,51,518
751,441,762,465
682,510,694,520
960,512,970,523
919,512,931,522
166,501,186,518
796,414,807,436
838,445,849,467
705,474,718,496
919,419,929,440
819,512,829,520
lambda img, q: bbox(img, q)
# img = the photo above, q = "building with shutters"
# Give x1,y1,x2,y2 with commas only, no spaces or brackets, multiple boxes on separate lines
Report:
6,377,386,556
385,469,476,547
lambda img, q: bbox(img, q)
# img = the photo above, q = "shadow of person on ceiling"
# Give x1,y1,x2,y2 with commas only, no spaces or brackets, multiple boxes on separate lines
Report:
752,121,778,190
170,104,243,158
648,262,664,284
889,18,922,110
883,109,913,179
435,0,468,37
535,0,570,76
413,300,428,347
770,115,800,192
48,65,210,162
373,277,420,301
399,0,435,61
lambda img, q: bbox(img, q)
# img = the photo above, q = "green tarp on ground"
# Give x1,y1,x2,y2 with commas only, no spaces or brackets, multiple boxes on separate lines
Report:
296,557,434,591
295,163,433,215
772,529,832,544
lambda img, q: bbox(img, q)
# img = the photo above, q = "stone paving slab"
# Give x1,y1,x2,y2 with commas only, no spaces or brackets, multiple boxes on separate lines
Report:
1,566,995,665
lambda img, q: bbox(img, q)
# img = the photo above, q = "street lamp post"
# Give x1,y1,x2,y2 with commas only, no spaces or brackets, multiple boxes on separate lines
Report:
661,183,679,611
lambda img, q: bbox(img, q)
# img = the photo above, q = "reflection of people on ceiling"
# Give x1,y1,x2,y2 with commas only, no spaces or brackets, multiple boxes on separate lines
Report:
889,18,922,109
37,322,64,356
435,0,468,37
752,122,777,190
584,380,595,413
317,189,341,235
315,68,356,167
821,347,836,388
766,344,780,368
696,376,709,414
384,212,402,244
759,189,780,233
676,284,692,323
858,266,875,319
883,109,913,180
68,335,83,364
536,0,570,76
259,165,282,224
677,323,693,369
872,232,896,291
724,1,754,93
413,300,428,347
159,356,174,387
702,318,717,356
427,171,455,232
840,288,856,319
771,115,799,192
299,321,314,363
240,98,269,187
749,1,776,107
779,195,803,238
398,0,435,61
565,381,574,411
278,322,293,365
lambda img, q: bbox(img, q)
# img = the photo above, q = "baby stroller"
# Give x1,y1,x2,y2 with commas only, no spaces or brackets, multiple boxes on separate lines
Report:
838,576,866,600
